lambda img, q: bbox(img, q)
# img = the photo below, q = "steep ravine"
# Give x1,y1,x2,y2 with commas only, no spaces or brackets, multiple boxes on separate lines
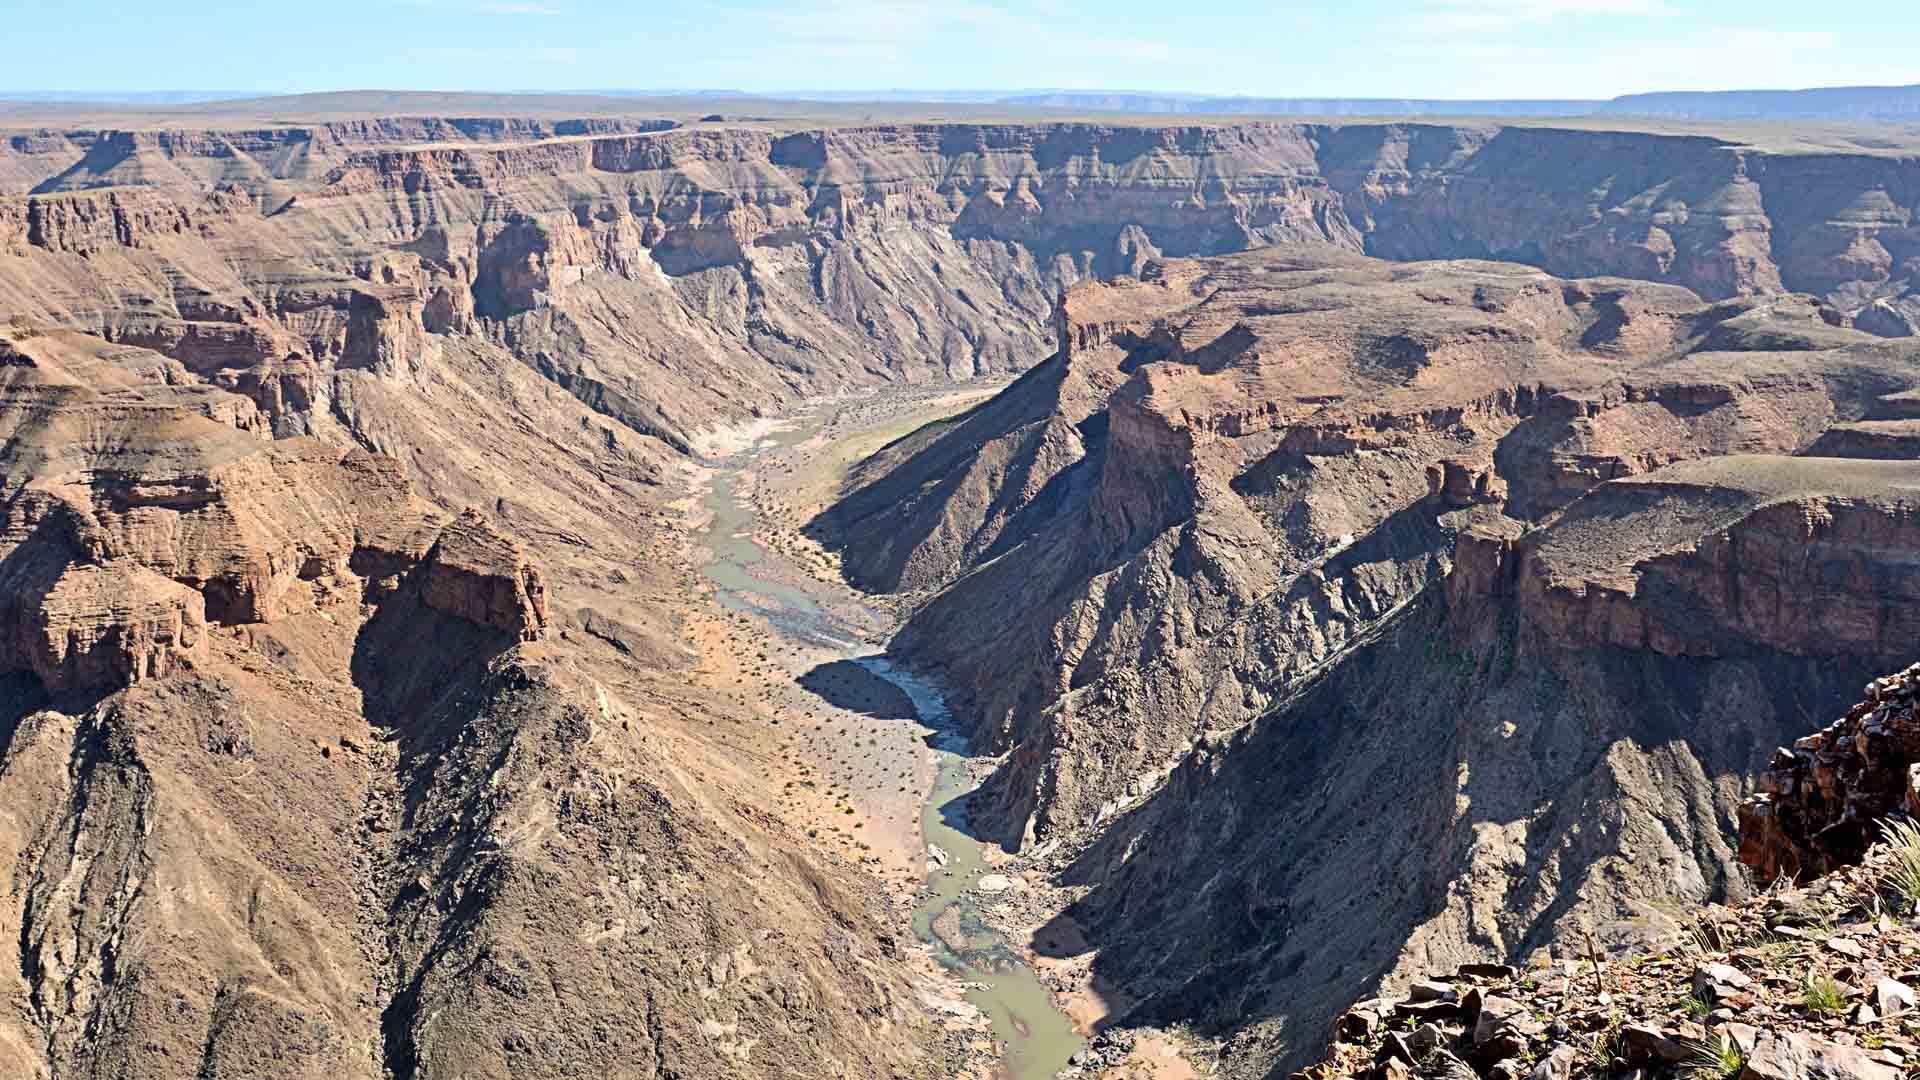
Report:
826,245,1920,1076
3,108,1920,1079
691,403,1087,1078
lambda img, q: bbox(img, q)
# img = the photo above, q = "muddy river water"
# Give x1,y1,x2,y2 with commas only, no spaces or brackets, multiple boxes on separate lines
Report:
695,409,1085,1078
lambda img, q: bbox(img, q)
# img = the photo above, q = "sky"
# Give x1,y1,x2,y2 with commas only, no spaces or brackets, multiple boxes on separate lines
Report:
2,0,1915,102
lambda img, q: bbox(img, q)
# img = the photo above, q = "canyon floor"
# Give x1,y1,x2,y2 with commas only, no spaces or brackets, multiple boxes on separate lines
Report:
683,384,1006,902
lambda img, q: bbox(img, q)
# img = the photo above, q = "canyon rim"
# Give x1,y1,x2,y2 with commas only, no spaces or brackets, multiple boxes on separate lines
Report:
6,19,1920,1080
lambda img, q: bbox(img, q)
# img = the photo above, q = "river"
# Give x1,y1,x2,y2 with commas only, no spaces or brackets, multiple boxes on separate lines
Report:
694,406,1086,1079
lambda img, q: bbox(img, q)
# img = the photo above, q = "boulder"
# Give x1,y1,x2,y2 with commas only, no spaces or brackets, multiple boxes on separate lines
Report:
1740,1031,1899,1080
1874,977,1914,1017
1696,963,1755,999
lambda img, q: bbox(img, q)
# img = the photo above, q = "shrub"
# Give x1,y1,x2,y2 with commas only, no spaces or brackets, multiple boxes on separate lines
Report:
1683,1033,1746,1080
1880,817,1920,913
1802,971,1844,1016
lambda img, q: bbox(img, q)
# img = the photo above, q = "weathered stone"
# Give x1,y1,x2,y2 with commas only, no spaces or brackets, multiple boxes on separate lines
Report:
1378,1032,1416,1067
1623,1025,1692,1066
1696,963,1755,999
1428,1050,1480,1080
1393,998,1464,1022
1336,1005,1382,1043
1408,1023,1448,1058
419,508,551,640
1457,963,1520,982
1740,1030,1900,1080
1529,1044,1577,1080
1472,996,1528,1046
1874,977,1915,1016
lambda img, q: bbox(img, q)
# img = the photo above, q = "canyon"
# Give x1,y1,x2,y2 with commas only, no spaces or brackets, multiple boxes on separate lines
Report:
1,94,1919,1079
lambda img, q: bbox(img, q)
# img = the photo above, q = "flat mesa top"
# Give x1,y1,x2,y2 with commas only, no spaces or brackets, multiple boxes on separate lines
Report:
4,91,1920,156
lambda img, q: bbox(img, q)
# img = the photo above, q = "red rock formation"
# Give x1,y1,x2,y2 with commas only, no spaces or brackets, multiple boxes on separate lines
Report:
1741,663,1920,882
418,508,550,640
1514,457,1920,659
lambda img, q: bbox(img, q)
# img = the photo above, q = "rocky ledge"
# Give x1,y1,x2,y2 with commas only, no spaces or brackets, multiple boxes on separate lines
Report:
1309,841,1920,1080
1741,664,1920,882
1303,663,1920,1080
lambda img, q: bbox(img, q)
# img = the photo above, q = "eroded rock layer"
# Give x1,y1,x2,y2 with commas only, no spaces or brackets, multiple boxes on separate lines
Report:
826,244,1920,1074
5,104,1920,1080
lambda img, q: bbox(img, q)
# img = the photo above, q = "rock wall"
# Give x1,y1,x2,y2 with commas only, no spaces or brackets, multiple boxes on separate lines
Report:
7,118,1914,335
1740,662,1920,881
829,244,1920,1074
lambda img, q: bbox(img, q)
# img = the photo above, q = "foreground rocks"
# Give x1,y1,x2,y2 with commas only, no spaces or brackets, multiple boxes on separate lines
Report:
1741,664,1920,882
1304,664,1920,1080
1311,844,1920,1080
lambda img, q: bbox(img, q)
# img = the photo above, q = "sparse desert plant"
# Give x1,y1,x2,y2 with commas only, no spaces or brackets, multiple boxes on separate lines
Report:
1880,817,1920,913
1681,989,1712,1019
1804,901,1838,942
1683,1033,1746,1080
1680,910,1731,956
1802,971,1844,1016
1581,1022,1629,1076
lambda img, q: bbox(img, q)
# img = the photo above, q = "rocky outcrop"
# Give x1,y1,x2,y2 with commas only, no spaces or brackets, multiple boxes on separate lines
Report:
1512,457,1920,659
0,340,550,693
1739,663,1920,882
417,508,550,640
1309,849,1920,1080
0,559,207,692
828,244,1920,1075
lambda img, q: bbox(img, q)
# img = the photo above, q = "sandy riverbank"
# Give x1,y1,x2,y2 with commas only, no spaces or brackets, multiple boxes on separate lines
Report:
675,383,1005,902
674,380,1197,1078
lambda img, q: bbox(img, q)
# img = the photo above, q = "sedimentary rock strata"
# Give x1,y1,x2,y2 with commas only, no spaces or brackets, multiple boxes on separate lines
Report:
3,99,1920,1080
1740,663,1920,881
827,242,1920,1073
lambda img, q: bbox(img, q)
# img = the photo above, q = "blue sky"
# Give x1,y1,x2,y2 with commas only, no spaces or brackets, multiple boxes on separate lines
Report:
4,0,1914,100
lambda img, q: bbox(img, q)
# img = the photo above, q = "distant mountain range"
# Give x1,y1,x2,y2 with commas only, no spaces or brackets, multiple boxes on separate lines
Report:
1600,84,1920,122
0,90,258,105
762,84,1920,123
8,83,1920,124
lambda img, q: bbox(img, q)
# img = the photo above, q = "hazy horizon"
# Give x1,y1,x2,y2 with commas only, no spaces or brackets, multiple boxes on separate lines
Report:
8,1,1918,102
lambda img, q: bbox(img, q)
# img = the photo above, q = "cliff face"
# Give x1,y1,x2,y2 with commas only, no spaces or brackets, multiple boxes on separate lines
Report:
2,118,1915,511
0,116,954,1075
4,109,1920,1080
826,243,1920,1074
6,119,1914,317
0,324,933,1079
